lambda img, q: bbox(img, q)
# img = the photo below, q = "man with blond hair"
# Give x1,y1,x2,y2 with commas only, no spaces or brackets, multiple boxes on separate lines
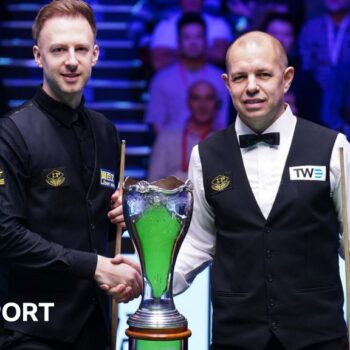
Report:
0,1,141,349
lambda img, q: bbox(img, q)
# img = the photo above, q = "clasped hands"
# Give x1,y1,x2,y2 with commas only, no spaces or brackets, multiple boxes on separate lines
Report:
95,254,142,303
94,189,141,303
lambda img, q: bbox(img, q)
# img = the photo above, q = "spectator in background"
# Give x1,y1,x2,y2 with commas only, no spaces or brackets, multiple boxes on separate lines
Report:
129,0,223,50
129,0,179,49
149,0,232,70
299,0,350,91
148,80,219,181
145,13,229,133
262,12,322,123
223,0,305,37
299,0,350,130
322,63,350,138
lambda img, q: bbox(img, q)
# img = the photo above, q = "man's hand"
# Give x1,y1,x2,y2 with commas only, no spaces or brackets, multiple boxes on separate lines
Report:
95,255,142,303
100,255,143,301
108,189,125,228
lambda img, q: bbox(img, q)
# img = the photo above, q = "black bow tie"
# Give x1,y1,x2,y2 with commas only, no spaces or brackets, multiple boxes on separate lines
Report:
239,132,280,148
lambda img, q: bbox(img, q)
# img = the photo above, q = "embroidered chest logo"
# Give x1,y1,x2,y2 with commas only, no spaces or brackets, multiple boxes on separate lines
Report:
46,169,66,187
0,168,5,186
211,175,230,191
100,169,115,189
289,166,326,181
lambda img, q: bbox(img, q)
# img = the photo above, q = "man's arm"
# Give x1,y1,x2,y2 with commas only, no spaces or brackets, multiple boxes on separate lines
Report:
330,133,350,256
173,145,216,295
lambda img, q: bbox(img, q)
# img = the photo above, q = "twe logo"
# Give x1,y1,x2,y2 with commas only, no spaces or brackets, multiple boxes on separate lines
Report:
289,166,326,181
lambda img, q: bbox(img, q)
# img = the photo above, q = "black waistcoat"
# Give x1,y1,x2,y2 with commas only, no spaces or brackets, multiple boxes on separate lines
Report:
3,101,119,342
199,118,346,350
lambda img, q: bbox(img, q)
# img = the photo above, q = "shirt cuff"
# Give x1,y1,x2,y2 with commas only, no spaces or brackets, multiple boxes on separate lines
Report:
69,250,97,280
173,271,191,296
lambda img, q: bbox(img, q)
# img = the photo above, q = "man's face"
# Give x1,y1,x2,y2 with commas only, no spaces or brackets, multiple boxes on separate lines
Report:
266,20,294,54
179,23,206,59
222,40,293,132
324,0,350,13
180,0,203,12
189,82,217,124
33,15,99,106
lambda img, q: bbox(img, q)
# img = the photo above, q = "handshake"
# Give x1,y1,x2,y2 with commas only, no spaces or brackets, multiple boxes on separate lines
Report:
94,189,141,303
94,254,142,303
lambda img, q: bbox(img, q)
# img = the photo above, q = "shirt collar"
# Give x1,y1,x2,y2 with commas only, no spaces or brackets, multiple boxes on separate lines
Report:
235,104,296,147
34,87,86,128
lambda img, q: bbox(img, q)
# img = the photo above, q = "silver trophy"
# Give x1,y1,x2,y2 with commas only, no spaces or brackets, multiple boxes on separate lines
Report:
123,177,193,350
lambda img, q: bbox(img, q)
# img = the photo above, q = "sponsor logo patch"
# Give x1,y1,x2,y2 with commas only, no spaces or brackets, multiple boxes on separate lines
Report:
211,175,231,192
0,168,5,186
100,168,115,189
46,169,66,187
289,166,326,181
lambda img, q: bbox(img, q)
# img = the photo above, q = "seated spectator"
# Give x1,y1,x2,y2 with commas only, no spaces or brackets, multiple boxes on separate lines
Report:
262,12,322,123
148,80,219,181
145,13,229,133
129,0,223,50
150,0,232,70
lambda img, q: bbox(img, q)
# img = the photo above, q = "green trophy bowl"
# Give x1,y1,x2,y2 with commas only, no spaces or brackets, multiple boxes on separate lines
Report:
123,177,193,350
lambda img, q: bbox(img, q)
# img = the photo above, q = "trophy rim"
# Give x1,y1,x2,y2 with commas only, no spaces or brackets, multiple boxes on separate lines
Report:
124,176,192,193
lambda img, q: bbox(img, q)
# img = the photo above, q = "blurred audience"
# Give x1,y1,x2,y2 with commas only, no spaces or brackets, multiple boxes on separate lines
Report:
223,0,305,37
322,63,350,138
148,80,219,181
299,0,350,91
149,0,232,71
299,0,350,129
261,12,322,123
129,0,223,51
129,0,180,49
145,13,229,134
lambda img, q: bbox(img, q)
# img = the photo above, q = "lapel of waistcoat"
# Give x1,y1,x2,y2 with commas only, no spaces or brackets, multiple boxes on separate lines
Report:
84,110,98,199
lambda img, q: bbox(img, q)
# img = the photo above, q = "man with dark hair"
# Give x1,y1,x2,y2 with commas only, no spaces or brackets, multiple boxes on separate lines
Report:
146,12,229,134
0,1,141,349
150,0,232,70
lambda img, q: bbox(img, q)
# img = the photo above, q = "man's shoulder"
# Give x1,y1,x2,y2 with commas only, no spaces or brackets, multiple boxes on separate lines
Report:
150,63,180,86
155,63,179,77
297,117,338,136
205,63,223,72
85,108,116,131
4,99,37,120
200,124,234,148
204,63,224,79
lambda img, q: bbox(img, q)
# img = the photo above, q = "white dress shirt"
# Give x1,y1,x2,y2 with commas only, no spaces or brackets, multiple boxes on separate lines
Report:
174,106,350,295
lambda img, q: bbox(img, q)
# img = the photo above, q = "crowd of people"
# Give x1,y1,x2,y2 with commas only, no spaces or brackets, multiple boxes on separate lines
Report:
135,0,350,179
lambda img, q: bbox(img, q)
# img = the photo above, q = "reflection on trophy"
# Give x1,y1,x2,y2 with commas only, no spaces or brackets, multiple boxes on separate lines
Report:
123,177,193,350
